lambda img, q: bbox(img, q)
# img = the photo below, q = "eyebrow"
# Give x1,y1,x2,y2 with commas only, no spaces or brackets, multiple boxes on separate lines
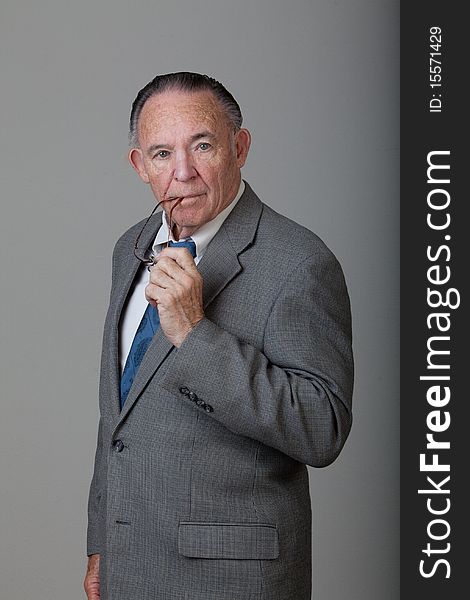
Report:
146,131,216,156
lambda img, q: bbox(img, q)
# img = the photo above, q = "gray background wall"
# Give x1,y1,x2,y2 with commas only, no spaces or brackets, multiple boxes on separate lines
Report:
0,1,399,598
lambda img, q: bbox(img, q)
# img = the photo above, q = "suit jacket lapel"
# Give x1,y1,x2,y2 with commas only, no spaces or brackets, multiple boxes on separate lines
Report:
106,211,163,419
114,181,263,426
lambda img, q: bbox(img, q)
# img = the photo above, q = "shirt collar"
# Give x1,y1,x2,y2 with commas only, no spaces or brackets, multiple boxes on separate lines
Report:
152,179,245,258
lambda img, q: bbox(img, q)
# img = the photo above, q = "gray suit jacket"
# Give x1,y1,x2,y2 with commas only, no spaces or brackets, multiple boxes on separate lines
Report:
87,181,353,599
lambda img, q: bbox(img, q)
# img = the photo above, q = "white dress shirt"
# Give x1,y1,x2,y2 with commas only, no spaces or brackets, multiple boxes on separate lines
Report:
119,179,246,374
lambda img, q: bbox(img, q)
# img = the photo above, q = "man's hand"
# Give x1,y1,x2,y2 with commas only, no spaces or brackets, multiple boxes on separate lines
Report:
84,554,100,599
146,246,204,348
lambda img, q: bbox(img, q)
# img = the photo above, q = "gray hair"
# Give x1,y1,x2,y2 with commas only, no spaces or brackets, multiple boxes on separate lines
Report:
129,71,243,148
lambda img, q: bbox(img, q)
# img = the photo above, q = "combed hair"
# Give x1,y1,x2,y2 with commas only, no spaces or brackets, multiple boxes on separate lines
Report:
129,71,243,147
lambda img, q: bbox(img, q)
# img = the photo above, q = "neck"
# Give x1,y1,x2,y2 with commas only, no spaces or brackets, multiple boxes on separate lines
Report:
172,223,197,241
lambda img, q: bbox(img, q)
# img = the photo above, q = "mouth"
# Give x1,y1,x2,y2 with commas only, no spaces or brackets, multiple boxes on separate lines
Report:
165,193,205,202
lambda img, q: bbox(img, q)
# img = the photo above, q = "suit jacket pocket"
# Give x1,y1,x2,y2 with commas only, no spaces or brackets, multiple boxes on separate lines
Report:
178,521,279,560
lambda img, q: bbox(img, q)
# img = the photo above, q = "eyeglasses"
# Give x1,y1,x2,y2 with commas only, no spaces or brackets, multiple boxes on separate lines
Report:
134,196,184,270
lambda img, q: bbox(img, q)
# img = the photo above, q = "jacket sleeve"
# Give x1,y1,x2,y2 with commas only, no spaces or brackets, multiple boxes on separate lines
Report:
86,238,123,556
86,416,105,556
158,248,354,467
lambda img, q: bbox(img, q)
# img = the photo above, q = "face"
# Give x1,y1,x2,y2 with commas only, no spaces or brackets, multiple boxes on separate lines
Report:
129,89,251,239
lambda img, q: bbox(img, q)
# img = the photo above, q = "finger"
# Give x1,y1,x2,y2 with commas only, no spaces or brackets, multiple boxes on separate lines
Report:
145,283,161,306
150,259,194,289
155,246,197,272
148,269,176,291
145,280,181,307
151,256,186,280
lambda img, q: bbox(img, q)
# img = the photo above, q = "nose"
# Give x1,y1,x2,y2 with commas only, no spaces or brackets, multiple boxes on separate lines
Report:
174,150,197,182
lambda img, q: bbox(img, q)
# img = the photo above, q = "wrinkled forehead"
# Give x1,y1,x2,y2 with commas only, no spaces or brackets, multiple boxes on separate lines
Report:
138,90,229,141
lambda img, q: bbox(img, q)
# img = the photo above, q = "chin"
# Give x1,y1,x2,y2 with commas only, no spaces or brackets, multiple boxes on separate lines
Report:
175,200,210,219
173,208,209,232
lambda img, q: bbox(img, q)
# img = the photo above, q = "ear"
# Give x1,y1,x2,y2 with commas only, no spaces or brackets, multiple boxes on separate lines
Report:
234,128,251,168
128,148,150,184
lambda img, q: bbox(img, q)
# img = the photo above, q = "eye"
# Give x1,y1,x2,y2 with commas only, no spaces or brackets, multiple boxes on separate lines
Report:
155,150,170,159
197,142,212,151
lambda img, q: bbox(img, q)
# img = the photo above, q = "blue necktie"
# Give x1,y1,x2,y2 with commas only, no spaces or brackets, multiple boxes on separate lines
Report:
120,238,197,410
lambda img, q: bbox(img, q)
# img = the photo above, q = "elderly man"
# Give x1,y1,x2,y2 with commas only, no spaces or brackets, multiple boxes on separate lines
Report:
84,72,353,600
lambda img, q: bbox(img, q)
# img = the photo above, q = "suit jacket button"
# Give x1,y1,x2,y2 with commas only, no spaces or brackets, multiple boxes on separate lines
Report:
114,439,124,452
179,386,190,395
204,404,214,413
196,399,205,407
188,391,198,402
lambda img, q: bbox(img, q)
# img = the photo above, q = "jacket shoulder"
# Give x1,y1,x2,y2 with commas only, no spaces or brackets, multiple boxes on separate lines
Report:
258,201,341,270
